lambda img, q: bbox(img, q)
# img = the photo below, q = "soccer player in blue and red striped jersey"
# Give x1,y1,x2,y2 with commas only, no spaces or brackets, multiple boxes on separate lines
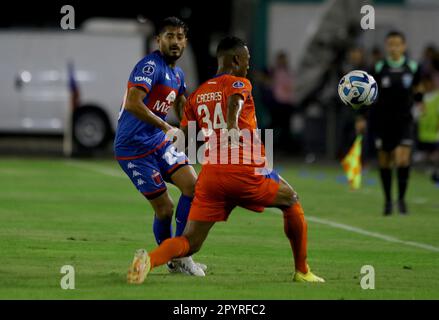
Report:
114,17,205,276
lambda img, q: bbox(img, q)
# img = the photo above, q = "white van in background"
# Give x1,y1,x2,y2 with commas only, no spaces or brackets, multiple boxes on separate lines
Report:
0,18,198,154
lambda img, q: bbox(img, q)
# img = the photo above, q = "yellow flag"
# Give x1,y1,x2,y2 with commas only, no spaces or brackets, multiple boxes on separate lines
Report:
341,135,362,190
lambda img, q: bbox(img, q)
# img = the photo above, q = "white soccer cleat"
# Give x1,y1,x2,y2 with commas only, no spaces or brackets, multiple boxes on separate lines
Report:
167,257,207,275
172,256,206,277
196,262,208,272
166,260,181,273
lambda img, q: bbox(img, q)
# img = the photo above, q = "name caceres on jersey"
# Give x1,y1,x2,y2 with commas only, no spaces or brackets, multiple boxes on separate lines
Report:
114,50,186,158
371,57,420,121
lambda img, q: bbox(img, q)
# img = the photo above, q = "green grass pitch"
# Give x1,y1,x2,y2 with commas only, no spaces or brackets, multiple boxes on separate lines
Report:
0,158,438,299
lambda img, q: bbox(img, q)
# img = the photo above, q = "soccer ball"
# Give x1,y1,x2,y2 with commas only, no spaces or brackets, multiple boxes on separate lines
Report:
338,70,378,109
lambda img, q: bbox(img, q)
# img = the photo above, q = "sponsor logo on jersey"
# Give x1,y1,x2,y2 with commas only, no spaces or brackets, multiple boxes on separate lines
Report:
142,64,155,76
146,60,156,66
232,81,245,88
165,73,171,81
134,76,152,85
152,90,177,114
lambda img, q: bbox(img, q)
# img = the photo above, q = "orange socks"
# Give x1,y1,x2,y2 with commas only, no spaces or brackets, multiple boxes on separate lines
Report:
282,202,308,274
148,206,308,274
149,236,190,269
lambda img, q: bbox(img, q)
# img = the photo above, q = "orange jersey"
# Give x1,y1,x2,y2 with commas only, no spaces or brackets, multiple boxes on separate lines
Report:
181,74,266,167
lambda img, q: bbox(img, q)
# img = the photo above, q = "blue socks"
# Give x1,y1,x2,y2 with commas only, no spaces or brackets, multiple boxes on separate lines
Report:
152,194,193,244
153,215,172,245
175,194,193,236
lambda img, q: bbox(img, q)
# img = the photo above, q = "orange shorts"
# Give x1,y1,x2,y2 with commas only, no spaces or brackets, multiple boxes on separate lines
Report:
188,165,280,222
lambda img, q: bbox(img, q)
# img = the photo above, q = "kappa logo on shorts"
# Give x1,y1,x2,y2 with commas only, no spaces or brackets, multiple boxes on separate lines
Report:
132,170,142,177
127,162,137,169
232,81,245,88
151,171,163,186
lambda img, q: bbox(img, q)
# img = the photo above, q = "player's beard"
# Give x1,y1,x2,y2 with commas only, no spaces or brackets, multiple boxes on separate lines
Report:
165,46,184,62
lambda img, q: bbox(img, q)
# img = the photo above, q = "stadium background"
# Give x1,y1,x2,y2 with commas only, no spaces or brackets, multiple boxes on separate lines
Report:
1,0,439,160
0,0,438,300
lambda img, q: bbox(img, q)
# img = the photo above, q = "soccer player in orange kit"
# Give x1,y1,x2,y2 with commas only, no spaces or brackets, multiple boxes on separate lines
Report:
127,36,324,284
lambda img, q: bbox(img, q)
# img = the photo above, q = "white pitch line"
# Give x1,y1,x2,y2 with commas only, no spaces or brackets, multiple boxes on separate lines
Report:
66,160,439,253
306,215,439,253
267,208,439,253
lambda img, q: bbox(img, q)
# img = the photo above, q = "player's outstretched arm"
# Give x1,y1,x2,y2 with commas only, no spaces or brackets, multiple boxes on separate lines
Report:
124,86,174,133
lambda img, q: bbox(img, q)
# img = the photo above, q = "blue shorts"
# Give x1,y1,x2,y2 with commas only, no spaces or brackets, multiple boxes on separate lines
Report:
117,141,188,199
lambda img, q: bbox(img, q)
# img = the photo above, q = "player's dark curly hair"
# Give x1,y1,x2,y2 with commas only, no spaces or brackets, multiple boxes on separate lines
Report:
157,17,188,36
216,36,247,57
386,30,406,42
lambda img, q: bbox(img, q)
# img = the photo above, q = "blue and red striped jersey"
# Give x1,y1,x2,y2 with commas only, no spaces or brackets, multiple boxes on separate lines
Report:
114,50,186,158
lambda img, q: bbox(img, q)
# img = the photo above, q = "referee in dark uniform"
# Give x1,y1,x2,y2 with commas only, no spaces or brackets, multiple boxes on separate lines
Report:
357,31,422,215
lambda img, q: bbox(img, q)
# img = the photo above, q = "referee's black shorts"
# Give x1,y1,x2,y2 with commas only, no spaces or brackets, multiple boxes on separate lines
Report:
374,121,414,152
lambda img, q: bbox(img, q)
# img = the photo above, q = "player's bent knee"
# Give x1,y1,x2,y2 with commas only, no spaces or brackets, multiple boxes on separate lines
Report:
276,183,299,207
181,183,195,197
283,190,299,207
290,191,299,205
171,166,197,197
285,185,299,207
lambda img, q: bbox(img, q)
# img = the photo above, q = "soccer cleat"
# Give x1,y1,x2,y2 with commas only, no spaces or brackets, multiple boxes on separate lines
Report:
127,249,151,284
196,262,208,272
383,201,393,216
293,265,325,283
173,256,205,276
166,260,180,273
167,257,207,275
398,200,408,215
